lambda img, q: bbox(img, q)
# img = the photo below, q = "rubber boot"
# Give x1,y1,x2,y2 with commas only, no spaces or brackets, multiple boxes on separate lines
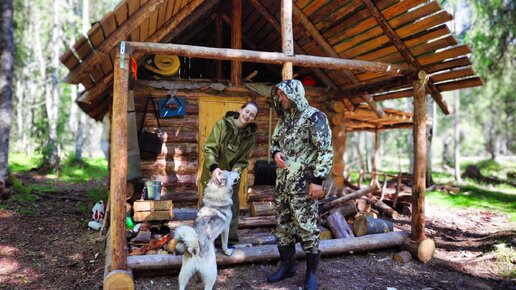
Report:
304,252,320,290
267,245,297,283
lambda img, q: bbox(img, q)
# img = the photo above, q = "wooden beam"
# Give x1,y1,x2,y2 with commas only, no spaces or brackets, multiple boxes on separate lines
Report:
64,0,163,84
127,42,412,75
411,71,427,242
109,43,129,271
292,2,383,117
231,0,242,85
281,0,294,80
248,0,342,101
360,0,450,115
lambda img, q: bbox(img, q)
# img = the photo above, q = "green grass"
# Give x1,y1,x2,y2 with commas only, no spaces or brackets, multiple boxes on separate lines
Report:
6,153,109,215
428,168,516,222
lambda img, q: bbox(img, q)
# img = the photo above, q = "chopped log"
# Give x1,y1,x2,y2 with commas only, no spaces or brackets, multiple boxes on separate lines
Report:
393,250,413,264
353,215,393,236
239,231,276,245
322,185,379,212
248,194,275,203
104,270,134,290
238,215,276,228
318,224,333,240
355,199,370,213
250,201,275,217
402,238,435,263
127,231,410,271
364,197,400,218
129,234,172,256
339,201,358,218
326,209,355,239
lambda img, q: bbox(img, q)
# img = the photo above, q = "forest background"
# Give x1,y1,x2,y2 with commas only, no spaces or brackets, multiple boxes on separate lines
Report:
0,0,514,185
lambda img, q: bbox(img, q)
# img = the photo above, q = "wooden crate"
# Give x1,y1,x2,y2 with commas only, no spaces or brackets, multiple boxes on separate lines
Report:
133,200,174,222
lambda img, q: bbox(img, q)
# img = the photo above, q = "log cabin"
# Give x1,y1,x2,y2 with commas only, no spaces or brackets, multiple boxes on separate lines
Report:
59,0,482,288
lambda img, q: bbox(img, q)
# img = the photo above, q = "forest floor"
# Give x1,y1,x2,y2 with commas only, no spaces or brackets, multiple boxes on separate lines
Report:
0,173,515,290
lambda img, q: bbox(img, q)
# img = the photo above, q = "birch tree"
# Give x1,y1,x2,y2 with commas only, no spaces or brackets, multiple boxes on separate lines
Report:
0,0,14,189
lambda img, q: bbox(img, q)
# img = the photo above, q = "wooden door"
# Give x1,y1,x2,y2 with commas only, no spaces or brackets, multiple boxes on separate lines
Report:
198,96,249,209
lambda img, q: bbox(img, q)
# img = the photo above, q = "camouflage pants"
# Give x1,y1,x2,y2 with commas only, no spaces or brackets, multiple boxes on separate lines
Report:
274,188,320,254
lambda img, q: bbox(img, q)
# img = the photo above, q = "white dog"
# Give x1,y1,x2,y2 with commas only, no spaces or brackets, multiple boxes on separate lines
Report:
174,170,240,290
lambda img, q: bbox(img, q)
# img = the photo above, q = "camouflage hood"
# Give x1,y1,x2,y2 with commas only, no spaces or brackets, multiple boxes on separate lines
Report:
274,79,309,119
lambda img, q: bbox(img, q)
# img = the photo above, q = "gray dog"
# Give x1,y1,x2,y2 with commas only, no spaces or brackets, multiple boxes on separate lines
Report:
174,170,239,290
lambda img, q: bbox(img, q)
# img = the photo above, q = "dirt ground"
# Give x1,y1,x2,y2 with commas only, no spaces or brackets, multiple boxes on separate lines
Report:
0,174,514,290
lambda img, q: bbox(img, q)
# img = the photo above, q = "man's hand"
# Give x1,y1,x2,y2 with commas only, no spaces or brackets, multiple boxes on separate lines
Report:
274,152,287,169
211,168,222,185
309,183,325,200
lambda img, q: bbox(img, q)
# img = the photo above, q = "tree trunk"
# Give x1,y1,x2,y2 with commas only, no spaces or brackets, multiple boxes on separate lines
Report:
34,4,60,172
0,0,14,188
453,90,461,182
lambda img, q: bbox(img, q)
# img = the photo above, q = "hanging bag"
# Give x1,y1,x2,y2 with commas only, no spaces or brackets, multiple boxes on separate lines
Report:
138,95,164,154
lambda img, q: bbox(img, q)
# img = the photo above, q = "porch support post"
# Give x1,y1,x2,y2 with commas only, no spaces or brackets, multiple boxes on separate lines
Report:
281,0,293,80
411,71,428,242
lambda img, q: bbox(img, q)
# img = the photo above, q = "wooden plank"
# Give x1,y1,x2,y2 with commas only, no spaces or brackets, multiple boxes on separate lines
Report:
87,24,108,77
417,45,471,66
375,35,457,65
172,0,182,15
59,49,80,71
435,77,483,91
356,26,450,61
129,0,141,42
147,6,159,36
424,56,471,73
309,0,349,25
101,12,118,37
336,1,444,55
301,0,326,16
329,0,421,46
156,3,167,28
430,66,474,83
164,0,175,21
114,1,129,26
133,200,173,211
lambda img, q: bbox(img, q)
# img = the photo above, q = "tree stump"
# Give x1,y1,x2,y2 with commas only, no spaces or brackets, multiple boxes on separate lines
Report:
402,238,435,263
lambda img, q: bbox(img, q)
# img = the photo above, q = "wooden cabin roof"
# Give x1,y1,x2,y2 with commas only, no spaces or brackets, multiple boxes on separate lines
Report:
60,0,482,131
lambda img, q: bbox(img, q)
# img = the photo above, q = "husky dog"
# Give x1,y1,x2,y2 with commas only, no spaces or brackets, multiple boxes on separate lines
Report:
174,170,240,290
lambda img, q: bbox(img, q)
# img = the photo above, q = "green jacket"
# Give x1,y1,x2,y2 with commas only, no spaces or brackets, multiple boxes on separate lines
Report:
200,111,257,187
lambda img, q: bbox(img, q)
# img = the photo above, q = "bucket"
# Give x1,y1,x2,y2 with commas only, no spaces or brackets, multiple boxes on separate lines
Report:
145,181,155,200
145,180,162,200
353,215,393,236
153,181,162,200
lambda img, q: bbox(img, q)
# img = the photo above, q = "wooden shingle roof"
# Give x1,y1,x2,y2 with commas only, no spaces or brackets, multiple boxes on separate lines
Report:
60,0,482,129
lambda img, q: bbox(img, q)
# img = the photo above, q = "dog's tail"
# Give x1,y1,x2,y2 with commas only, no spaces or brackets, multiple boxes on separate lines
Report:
173,225,200,256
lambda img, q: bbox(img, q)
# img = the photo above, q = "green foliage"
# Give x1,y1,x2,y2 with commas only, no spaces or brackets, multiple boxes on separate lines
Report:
86,187,108,203
58,154,108,182
8,152,42,173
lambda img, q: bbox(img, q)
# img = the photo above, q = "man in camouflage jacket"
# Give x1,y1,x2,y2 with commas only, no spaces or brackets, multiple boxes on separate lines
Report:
267,79,333,290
